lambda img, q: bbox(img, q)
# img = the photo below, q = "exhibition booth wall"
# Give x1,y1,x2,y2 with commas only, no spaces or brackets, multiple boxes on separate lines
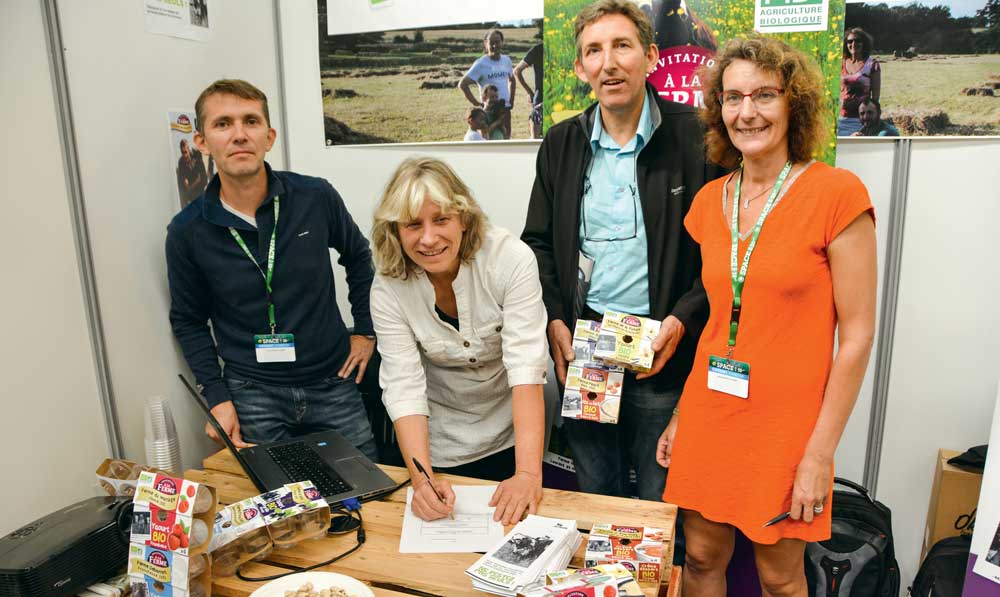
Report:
3,0,999,591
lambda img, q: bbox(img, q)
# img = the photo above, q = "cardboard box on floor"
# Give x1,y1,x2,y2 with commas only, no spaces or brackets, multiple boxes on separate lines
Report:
922,448,983,561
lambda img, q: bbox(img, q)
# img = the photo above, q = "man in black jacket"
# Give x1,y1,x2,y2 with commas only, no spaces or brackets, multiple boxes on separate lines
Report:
521,0,720,499
167,79,377,459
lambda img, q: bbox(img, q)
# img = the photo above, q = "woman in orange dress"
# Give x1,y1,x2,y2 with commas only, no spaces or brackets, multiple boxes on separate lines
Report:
657,37,877,596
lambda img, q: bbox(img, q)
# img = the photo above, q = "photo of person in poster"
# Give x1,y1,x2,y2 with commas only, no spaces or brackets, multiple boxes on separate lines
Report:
850,98,899,136
843,0,1000,136
176,139,207,207
317,0,543,145
168,111,212,208
838,27,881,136
514,43,544,138
459,28,516,139
189,0,209,29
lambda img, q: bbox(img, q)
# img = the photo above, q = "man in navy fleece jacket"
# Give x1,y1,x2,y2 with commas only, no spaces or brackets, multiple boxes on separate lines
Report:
166,79,377,459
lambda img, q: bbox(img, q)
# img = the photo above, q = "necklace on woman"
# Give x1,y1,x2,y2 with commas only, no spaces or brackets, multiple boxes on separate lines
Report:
741,185,771,209
844,58,864,75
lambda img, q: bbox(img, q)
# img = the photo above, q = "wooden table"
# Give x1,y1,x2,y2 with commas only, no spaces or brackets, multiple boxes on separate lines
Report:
186,450,681,597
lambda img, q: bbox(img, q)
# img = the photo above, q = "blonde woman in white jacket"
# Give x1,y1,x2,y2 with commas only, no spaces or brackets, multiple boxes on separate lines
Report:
370,157,549,525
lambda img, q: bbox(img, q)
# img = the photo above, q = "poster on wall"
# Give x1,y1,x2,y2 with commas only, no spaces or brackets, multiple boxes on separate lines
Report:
966,383,1000,593
318,0,544,145
841,0,1000,137
167,111,212,209
545,0,845,164
144,0,212,42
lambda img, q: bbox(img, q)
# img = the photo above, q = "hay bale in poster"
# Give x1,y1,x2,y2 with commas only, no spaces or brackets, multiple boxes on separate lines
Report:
975,88,996,96
884,109,951,135
323,88,361,98
419,80,461,89
324,115,390,145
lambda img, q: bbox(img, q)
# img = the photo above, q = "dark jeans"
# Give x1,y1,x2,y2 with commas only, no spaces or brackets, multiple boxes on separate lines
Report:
562,374,679,500
435,447,516,482
226,375,378,462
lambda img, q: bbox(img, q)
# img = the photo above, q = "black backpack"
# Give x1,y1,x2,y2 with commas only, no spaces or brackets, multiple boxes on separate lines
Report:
805,478,900,597
909,534,971,597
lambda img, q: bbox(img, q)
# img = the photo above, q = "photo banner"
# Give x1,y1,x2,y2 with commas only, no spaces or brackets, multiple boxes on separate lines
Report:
317,0,544,145
842,0,1000,137
544,0,845,164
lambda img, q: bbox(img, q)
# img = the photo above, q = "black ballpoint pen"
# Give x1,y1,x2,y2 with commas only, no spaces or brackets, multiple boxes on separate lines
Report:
763,511,791,527
412,457,453,520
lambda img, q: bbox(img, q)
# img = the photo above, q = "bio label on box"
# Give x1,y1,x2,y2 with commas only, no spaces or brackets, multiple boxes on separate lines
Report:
585,524,666,586
593,312,660,373
562,320,624,425
130,473,215,556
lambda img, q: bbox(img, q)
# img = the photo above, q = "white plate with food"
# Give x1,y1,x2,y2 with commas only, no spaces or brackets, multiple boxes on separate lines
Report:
248,572,374,597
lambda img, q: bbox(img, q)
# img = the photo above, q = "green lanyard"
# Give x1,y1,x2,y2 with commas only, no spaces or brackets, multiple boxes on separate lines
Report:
228,196,279,334
728,162,792,352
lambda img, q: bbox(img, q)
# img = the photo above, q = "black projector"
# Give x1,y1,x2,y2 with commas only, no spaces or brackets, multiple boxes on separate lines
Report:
0,496,132,596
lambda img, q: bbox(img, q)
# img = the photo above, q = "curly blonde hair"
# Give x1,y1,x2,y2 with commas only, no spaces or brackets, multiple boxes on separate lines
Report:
700,36,827,168
372,157,488,279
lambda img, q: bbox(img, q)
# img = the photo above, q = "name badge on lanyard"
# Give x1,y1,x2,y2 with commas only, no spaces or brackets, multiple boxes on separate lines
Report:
708,162,791,399
228,196,297,363
708,356,750,398
254,333,296,363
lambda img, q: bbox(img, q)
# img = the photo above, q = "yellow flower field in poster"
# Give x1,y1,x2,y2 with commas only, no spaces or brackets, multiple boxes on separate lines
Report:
544,0,845,163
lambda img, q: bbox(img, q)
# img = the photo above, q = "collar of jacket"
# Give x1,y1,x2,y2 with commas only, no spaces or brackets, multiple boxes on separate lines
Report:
200,161,286,231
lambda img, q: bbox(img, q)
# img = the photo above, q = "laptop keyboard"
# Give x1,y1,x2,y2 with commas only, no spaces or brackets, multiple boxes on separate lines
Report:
267,442,353,497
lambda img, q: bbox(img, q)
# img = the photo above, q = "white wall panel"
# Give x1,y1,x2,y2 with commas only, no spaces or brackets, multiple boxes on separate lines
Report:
0,1,107,535
877,139,1000,588
833,139,896,484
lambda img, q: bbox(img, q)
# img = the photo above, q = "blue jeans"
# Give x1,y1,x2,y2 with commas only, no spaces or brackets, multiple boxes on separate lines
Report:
225,375,378,462
562,374,680,500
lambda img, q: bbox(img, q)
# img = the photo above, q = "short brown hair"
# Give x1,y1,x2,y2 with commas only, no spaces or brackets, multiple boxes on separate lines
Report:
372,157,488,279
194,79,270,134
700,36,827,168
575,0,655,59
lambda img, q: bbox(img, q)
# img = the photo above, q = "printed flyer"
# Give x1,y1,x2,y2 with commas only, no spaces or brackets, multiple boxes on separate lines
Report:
144,0,211,42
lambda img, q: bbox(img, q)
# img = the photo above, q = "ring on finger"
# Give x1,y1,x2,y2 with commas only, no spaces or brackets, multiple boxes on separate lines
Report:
813,503,824,514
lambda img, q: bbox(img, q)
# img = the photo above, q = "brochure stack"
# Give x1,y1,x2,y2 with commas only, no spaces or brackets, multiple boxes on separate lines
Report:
466,515,582,596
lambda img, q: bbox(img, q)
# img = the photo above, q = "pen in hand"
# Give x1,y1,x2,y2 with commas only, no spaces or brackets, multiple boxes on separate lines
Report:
763,511,791,527
412,457,454,520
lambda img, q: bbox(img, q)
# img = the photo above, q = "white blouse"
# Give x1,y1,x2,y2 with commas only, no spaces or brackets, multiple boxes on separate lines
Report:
371,226,549,467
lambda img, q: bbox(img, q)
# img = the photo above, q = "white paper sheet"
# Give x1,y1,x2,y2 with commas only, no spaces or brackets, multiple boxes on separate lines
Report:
399,485,504,553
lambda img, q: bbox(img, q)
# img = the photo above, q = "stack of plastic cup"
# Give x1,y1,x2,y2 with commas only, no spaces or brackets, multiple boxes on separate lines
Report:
144,396,182,474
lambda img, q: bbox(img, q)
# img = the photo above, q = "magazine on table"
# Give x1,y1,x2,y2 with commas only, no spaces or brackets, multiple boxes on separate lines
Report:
466,515,581,596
